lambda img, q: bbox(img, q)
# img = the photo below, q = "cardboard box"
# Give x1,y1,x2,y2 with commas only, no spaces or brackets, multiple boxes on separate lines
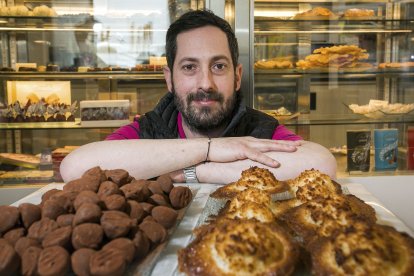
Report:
374,129,398,170
80,100,130,127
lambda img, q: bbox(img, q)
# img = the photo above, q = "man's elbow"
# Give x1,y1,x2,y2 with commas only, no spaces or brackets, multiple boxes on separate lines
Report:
304,141,337,179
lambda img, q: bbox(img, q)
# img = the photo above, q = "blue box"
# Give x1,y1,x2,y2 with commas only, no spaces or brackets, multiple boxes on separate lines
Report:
374,129,398,170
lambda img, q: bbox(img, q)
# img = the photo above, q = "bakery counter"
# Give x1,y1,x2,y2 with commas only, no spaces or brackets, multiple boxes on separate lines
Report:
8,176,414,275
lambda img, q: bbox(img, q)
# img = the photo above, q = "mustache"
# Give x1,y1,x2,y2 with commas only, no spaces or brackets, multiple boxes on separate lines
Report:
187,90,224,102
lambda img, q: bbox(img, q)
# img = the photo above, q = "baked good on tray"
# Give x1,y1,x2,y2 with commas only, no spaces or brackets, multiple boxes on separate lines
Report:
296,45,369,69
342,8,375,18
293,7,338,20
310,221,414,275
178,219,299,276
210,166,288,199
280,195,376,248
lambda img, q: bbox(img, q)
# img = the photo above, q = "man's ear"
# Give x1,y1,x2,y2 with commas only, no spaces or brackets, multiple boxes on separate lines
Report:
163,66,173,92
235,63,243,91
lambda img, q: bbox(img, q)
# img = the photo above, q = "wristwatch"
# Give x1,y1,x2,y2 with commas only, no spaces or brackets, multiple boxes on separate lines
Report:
183,166,199,183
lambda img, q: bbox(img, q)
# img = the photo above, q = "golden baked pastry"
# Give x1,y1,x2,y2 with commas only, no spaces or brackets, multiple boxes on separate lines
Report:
178,219,299,275
378,62,414,69
281,196,376,247
211,166,288,199
310,222,414,276
343,8,375,18
254,60,293,69
293,7,338,20
296,45,369,69
267,169,343,218
218,188,275,223
287,169,342,195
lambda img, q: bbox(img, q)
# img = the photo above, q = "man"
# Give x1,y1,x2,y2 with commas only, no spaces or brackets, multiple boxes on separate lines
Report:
60,10,336,183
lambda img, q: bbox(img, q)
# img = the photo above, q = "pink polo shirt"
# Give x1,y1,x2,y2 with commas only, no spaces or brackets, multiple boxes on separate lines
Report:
106,112,302,141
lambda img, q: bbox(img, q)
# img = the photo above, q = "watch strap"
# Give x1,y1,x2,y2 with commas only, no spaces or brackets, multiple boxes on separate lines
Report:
183,166,198,183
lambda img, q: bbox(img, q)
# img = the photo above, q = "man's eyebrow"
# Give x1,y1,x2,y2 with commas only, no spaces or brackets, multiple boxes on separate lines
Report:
177,55,231,64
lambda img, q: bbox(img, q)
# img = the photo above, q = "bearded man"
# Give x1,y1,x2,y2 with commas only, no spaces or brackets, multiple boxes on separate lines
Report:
60,10,336,183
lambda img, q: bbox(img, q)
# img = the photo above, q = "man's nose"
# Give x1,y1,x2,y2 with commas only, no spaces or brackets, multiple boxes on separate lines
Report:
198,68,214,92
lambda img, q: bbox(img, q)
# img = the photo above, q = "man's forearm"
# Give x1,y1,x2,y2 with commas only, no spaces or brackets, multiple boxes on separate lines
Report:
60,139,209,182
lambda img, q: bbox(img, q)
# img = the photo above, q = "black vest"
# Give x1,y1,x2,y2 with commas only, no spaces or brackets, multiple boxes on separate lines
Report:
137,93,279,139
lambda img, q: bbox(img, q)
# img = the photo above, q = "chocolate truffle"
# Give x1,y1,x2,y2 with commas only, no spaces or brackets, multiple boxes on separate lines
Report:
103,194,126,211
169,186,192,209
73,203,102,226
148,194,170,207
82,166,107,183
42,225,72,248
0,238,19,276
132,230,150,259
105,169,129,187
100,211,135,239
28,218,59,242
49,191,77,213
103,238,135,263
63,177,99,193
14,237,41,257
73,190,101,211
0,206,19,234
138,220,167,244
98,181,120,199
3,227,25,246
157,174,174,194
89,247,127,276
56,214,75,227
21,246,42,276
148,181,164,195
37,246,70,276
71,248,96,276
40,189,60,204
139,202,155,214
127,200,146,222
72,223,103,250
19,203,41,229
42,199,66,220
120,181,150,202
151,206,178,229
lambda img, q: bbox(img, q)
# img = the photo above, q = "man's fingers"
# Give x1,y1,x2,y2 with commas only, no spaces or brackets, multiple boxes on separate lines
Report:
244,149,280,168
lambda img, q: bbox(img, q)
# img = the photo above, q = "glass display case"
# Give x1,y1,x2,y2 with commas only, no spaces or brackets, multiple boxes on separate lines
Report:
0,0,206,184
234,0,414,176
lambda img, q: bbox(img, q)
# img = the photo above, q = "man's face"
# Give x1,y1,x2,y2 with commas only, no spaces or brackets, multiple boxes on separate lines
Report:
164,25,242,133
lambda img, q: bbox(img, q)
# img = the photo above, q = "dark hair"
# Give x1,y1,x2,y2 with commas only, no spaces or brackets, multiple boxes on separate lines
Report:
166,9,239,71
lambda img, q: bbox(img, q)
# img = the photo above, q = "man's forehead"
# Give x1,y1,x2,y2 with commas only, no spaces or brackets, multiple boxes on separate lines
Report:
175,26,231,61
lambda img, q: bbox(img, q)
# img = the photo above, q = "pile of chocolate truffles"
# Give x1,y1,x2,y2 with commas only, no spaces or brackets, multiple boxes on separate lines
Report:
0,166,193,276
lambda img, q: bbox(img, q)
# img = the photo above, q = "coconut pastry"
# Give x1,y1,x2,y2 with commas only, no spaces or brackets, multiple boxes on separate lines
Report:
216,188,276,223
310,222,414,276
280,195,376,248
211,166,288,199
178,219,299,276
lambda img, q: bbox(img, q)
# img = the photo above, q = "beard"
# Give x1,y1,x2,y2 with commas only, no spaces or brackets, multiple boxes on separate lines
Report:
173,85,240,135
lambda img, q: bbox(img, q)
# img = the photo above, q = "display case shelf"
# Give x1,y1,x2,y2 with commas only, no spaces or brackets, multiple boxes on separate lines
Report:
0,118,130,130
0,71,165,80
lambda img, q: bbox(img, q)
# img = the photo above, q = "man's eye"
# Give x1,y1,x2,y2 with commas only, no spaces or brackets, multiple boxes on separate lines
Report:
213,63,227,70
182,64,196,71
